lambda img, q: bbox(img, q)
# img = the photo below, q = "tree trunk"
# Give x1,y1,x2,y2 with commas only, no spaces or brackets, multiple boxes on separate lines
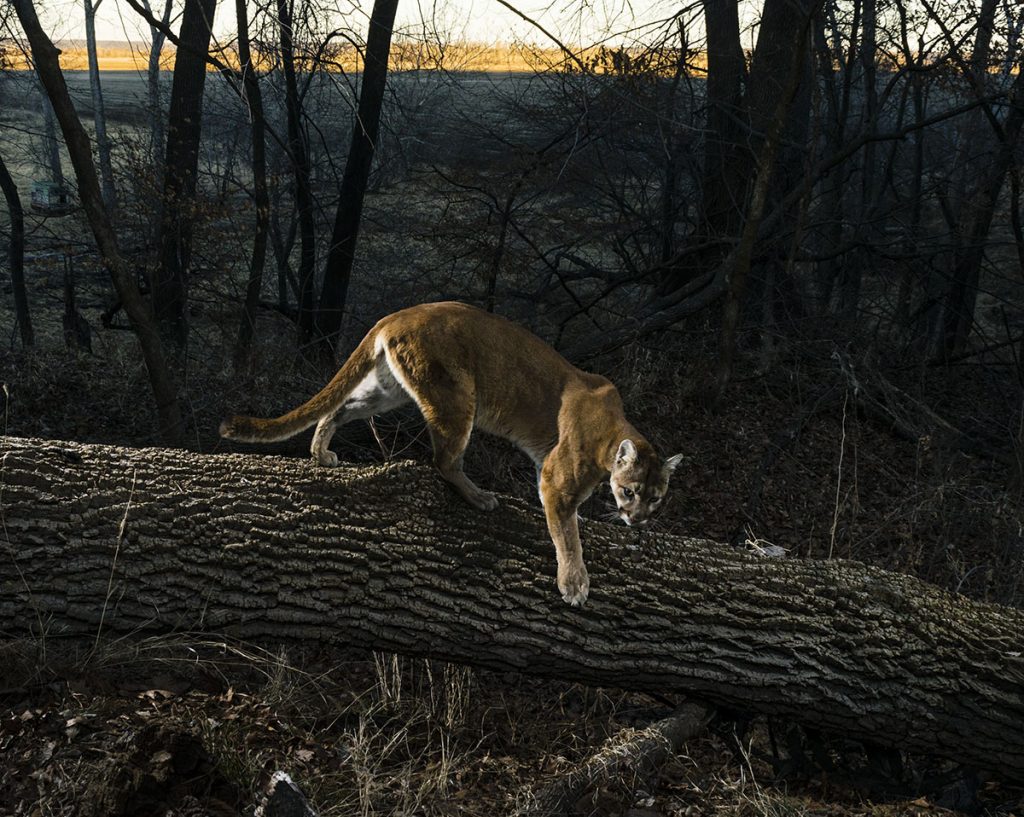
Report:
0,151,32,346
231,0,270,373
658,0,746,295
142,0,173,176
932,76,1024,360
894,0,926,324
741,0,814,322
812,0,858,313
662,0,812,310
714,0,815,401
842,0,876,318
522,703,712,816
277,0,318,348
928,0,1003,360
315,0,400,347
84,0,116,214
2,435,1023,781
13,0,184,443
700,0,747,243
746,0,814,208
38,78,65,188
154,0,217,351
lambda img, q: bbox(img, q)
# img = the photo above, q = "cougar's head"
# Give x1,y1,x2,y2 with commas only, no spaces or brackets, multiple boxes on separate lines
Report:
609,439,682,527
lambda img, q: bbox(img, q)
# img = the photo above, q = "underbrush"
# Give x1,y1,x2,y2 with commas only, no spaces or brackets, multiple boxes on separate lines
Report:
4,635,1021,816
608,333,1024,608
0,636,686,815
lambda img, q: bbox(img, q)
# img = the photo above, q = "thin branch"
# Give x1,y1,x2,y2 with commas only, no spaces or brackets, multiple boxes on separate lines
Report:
489,0,588,73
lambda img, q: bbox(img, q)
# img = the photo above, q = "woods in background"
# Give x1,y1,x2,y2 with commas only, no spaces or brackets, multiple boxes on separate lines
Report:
1,0,1023,451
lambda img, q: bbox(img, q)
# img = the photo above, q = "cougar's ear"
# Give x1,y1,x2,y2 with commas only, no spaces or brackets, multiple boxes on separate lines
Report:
615,439,638,466
663,453,683,475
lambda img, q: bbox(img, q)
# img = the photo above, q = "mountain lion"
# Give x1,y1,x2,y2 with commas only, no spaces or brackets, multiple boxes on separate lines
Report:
220,302,681,606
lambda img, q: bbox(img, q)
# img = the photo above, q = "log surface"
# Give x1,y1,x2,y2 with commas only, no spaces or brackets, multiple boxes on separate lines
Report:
2,436,1023,779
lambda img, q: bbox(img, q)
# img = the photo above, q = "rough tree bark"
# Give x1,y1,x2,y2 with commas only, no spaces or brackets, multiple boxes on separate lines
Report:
1,437,1023,780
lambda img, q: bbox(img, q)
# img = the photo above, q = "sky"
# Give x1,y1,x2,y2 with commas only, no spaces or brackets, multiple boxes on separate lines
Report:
36,0,681,49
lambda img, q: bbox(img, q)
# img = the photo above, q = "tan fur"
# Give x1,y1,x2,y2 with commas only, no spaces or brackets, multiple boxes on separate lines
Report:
220,301,681,605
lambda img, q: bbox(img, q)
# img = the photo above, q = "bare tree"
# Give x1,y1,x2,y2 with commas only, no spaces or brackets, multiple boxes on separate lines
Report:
316,0,400,348
715,0,817,400
140,0,174,170
276,0,317,346
154,0,217,350
231,0,270,372
676,0,747,290
12,0,184,442
83,0,116,213
927,0,1012,360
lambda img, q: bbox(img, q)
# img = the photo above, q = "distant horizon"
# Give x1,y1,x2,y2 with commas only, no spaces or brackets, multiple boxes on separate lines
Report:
10,37,697,75
32,0,683,53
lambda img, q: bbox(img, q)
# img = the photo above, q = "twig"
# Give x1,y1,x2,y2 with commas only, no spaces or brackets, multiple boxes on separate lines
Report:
489,0,588,73
829,390,849,560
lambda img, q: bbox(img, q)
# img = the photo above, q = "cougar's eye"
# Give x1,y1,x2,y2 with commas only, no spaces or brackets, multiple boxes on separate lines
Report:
622,487,635,501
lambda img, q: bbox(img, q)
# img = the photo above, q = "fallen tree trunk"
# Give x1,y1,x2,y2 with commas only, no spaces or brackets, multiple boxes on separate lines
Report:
1,436,1023,780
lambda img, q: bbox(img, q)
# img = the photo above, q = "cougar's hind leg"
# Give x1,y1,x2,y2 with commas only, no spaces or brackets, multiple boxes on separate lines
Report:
426,405,498,511
382,342,496,511
311,412,342,466
310,353,411,467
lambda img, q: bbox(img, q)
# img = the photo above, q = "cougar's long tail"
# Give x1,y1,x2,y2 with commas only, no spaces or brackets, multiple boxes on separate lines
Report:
219,330,379,443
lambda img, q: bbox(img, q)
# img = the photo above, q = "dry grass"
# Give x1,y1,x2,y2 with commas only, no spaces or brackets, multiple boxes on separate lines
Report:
0,633,672,815
6,630,1019,817
6,41,571,74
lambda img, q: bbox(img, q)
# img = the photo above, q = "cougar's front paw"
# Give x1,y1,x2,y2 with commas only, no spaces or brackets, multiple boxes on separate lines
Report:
558,562,590,607
462,487,499,511
473,490,499,511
